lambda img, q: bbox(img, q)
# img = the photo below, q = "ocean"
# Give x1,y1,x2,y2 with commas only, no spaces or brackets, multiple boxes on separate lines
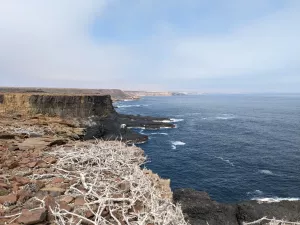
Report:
114,94,300,203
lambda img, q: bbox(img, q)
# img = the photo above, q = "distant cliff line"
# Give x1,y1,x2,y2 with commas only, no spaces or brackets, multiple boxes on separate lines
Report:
0,87,180,101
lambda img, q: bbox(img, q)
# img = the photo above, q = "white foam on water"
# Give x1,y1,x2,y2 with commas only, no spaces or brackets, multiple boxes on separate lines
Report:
150,133,169,135
117,104,149,108
154,120,172,123
154,118,184,123
215,114,236,120
252,197,300,203
247,190,264,196
171,141,186,149
259,170,275,175
170,118,184,122
216,156,234,166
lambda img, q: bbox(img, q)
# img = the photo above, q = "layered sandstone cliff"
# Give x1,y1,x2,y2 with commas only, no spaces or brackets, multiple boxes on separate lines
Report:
0,93,115,118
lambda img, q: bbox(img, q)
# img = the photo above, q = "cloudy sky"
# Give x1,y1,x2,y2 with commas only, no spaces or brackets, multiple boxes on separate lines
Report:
0,0,299,93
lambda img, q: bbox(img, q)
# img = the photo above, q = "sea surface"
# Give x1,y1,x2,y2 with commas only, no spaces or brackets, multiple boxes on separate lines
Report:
114,94,300,203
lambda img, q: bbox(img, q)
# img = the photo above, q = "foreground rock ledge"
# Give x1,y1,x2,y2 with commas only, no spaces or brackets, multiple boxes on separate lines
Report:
0,141,187,225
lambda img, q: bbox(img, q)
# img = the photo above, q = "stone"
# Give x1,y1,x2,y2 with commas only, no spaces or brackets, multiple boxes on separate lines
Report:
40,187,65,197
118,181,131,193
133,200,144,213
36,160,50,168
18,208,46,225
33,180,45,190
14,176,31,185
74,196,85,206
0,187,9,196
59,201,72,212
17,189,34,203
27,161,37,168
0,133,15,139
8,144,19,151
60,195,74,204
23,197,43,210
0,194,17,205
20,158,31,164
43,156,57,164
7,160,19,169
47,139,68,147
85,209,94,218
51,177,64,184
44,195,56,210
0,182,10,189
12,182,20,192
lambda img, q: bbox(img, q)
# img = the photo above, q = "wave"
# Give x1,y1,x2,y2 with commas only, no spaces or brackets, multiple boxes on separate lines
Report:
259,170,275,176
150,133,169,135
200,114,237,121
247,190,264,196
252,197,300,203
170,118,184,122
117,104,149,108
156,118,184,123
215,114,236,120
216,156,234,166
171,141,186,149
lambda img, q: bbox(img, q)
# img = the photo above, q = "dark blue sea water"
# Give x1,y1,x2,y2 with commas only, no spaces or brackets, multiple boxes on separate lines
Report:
115,94,300,203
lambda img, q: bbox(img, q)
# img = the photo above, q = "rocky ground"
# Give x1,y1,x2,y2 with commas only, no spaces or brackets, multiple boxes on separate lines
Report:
0,114,187,225
174,188,300,225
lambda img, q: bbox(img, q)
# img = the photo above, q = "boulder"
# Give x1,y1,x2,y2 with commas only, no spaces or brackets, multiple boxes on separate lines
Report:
18,208,47,225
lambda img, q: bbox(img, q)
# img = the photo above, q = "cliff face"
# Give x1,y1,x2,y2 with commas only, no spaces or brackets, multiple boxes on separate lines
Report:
0,93,115,118
124,91,173,97
0,87,130,101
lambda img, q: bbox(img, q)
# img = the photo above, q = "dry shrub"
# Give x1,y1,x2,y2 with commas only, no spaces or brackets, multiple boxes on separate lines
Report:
49,141,188,225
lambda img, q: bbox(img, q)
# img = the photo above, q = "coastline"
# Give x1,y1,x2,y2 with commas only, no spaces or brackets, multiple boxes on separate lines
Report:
1,92,300,224
116,96,300,225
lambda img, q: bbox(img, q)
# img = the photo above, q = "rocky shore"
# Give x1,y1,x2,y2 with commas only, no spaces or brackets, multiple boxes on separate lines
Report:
1,91,300,225
174,189,300,225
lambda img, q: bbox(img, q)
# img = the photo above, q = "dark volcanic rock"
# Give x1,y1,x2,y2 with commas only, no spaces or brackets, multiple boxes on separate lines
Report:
83,113,173,144
236,200,300,224
118,114,175,129
174,188,300,225
174,189,237,225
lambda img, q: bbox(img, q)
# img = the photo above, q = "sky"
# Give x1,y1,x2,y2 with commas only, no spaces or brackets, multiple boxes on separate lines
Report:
0,0,299,93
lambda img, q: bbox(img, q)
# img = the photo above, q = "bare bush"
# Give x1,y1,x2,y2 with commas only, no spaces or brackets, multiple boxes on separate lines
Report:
243,217,300,225
48,141,188,225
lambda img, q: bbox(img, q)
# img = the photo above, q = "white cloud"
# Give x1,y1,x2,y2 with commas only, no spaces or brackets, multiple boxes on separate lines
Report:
0,0,299,92
159,1,300,79
0,0,135,86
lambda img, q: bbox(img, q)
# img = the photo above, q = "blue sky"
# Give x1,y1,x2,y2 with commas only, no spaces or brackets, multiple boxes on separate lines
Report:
0,0,299,93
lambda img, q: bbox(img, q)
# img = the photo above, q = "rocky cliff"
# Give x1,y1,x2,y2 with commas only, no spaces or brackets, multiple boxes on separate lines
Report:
0,93,174,144
0,87,131,101
0,93,115,117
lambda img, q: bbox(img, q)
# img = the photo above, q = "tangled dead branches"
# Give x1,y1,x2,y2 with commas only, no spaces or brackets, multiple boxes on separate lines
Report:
243,217,300,225
48,141,188,225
